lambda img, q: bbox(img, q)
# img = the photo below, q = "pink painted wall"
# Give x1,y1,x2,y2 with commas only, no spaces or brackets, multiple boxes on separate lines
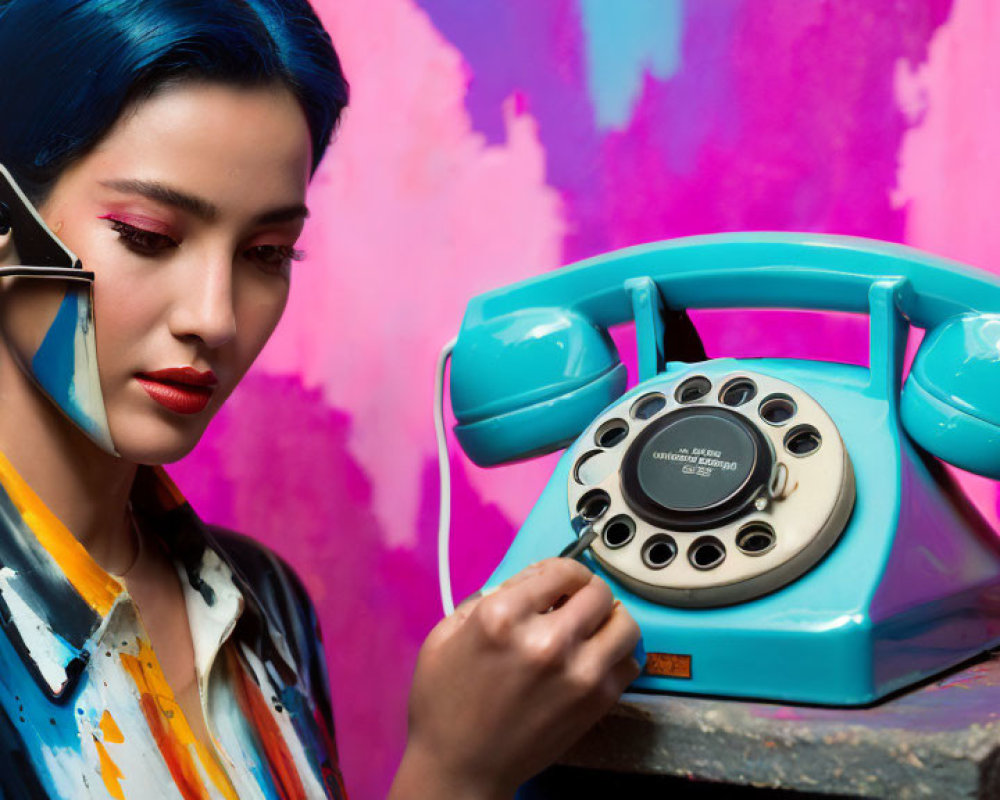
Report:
166,1,1000,797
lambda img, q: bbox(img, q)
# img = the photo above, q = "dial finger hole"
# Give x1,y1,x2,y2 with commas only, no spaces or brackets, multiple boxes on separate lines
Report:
595,418,629,448
736,523,776,556
720,378,757,407
675,376,712,404
574,450,615,485
642,535,678,570
602,515,635,549
785,424,822,457
577,489,611,522
631,392,666,420
759,394,797,426
689,536,726,570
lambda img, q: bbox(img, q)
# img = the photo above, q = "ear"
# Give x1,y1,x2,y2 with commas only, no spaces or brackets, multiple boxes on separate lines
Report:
451,308,627,466
901,313,1000,478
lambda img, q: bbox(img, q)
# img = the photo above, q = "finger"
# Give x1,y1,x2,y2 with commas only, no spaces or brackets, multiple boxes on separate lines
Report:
607,650,643,693
434,586,492,642
577,601,642,671
580,651,642,710
546,573,616,639
498,557,596,616
564,644,643,718
450,559,546,619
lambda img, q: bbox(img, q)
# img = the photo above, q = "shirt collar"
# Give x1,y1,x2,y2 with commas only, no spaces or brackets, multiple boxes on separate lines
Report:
0,452,296,701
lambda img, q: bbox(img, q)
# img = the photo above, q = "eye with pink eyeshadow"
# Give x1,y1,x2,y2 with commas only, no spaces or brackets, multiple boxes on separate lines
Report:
98,211,305,275
99,213,178,256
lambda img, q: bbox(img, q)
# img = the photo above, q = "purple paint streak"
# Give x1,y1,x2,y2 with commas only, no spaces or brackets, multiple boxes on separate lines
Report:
418,0,954,376
419,1,951,265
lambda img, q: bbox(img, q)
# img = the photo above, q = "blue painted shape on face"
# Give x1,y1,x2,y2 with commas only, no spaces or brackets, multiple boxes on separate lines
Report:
578,0,683,130
29,286,114,453
30,290,77,418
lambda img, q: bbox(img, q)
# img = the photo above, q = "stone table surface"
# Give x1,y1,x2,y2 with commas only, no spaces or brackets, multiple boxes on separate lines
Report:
557,651,1000,798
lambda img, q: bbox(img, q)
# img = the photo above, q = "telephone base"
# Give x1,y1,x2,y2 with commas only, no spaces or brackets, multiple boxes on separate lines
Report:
484,359,1000,706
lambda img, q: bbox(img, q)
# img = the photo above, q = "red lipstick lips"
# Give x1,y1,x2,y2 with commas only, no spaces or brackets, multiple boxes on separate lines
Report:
136,367,217,415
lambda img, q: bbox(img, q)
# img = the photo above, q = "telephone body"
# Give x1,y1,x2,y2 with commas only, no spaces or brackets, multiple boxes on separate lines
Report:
447,233,1000,706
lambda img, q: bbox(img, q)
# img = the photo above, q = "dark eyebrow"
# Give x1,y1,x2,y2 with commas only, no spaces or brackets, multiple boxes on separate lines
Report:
253,204,310,226
99,179,310,226
100,179,219,221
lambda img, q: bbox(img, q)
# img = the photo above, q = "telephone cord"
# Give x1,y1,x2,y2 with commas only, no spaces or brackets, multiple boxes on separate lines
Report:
435,337,458,616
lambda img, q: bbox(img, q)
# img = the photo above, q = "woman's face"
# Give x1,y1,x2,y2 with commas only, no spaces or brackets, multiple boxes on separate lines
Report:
38,81,313,463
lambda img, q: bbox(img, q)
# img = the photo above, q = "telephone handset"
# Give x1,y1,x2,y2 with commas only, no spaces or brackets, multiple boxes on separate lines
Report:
0,164,88,278
0,164,115,453
443,232,1000,705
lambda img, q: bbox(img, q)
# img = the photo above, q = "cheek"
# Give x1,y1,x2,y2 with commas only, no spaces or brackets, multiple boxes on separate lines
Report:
88,261,168,380
233,283,289,370
94,280,159,334
0,280,68,363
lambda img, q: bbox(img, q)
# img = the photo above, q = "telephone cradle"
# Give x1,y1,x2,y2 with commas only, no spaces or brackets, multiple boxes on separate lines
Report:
445,232,1000,707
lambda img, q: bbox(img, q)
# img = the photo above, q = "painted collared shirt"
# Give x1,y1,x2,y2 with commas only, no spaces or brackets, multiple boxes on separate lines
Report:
0,451,348,799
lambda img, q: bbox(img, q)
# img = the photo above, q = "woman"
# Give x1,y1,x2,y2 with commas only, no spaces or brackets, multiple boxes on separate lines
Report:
0,1,641,798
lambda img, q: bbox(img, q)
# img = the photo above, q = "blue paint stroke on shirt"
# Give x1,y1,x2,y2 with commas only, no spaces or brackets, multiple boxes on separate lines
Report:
578,0,683,130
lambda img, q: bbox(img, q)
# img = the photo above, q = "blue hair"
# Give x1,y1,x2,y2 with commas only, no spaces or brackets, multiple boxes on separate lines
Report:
0,0,349,202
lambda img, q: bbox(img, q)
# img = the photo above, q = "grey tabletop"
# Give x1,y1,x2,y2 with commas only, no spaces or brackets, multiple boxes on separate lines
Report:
555,650,1000,798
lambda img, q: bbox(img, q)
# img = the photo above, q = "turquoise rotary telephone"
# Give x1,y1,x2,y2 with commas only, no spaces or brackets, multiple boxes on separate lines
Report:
440,232,1000,706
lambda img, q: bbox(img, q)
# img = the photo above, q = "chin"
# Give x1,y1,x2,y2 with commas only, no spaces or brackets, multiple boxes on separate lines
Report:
108,412,212,465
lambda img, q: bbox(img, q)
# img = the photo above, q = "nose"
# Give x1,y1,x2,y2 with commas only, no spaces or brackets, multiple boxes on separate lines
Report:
167,250,237,349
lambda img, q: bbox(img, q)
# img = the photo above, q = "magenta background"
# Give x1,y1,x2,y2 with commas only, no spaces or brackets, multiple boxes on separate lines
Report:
165,2,1000,797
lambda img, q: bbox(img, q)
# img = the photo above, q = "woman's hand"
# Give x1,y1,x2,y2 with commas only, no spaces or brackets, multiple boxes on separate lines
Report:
389,558,642,800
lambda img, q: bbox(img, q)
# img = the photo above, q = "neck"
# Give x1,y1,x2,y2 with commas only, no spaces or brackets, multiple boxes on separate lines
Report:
0,341,137,575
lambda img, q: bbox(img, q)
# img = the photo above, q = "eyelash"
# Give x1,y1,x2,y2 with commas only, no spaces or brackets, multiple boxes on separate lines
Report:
106,219,305,274
245,244,306,274
108,219,176,255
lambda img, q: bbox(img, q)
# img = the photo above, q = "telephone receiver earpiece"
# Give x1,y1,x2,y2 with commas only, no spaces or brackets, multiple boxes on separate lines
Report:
450,233,1000,477
0,166,81,271
451,308,629,466
901,313,1000,478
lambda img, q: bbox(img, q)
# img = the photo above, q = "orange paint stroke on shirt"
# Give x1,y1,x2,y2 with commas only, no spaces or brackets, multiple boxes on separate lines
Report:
0,450,120,615
93,735,125,800
100,709,125,744
229,648,306,800
121,639,239,800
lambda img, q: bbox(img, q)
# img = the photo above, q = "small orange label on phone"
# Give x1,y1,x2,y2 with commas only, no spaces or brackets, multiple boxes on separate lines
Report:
645,653,692,679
